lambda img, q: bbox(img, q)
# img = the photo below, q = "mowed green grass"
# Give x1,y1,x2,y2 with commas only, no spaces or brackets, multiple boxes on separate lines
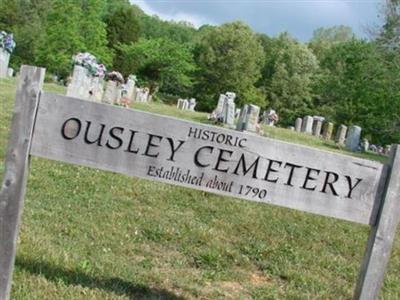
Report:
1,77,399,299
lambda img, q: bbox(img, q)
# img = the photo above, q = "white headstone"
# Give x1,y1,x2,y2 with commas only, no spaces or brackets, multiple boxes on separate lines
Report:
188,98,197,111
216,94,226,114
295,118,302,132
0,49,10,78
126,76,136,101
244,104,260,132
7,67,13,77
335,125,348,145
88,77,104,102
346,125,361,152
182,99,189,110
224,99,235,126
312,119,323,137
302,116,313,134
66,65,92,100
102,80,119,104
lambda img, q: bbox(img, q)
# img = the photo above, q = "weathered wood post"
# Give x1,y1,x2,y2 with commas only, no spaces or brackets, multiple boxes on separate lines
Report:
0,65,45,300
354,144,400,300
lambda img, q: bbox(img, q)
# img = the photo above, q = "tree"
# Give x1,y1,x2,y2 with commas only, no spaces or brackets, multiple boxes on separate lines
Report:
309,26,355,61
35,0,85,79
0,0,51,68
260,33,318,124
118,38,196,96
195,21,265,110
105,4,141,69
315,39,400,144
79,0,112,66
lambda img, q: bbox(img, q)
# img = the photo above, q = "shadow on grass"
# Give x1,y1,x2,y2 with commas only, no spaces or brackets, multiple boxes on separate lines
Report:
15,256,184,300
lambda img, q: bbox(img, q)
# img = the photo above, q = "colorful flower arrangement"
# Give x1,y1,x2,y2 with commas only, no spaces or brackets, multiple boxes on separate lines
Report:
106,71,124,84
72,52,106,77
0,31,16,54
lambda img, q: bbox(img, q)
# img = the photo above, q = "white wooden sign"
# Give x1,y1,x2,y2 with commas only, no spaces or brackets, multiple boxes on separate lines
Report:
1,66,400,300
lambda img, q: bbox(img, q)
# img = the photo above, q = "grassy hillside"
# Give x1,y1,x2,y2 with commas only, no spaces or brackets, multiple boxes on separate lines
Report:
1,77,399,299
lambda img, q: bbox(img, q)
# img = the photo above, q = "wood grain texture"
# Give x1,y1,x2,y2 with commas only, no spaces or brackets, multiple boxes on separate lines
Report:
0,66,45,300
354,144,400,300
31,93,385,225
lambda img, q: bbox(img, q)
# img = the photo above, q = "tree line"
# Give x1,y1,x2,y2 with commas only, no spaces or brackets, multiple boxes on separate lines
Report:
1,0,399,145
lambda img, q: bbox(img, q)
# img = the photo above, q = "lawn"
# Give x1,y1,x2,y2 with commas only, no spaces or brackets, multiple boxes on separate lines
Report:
1,77,399,299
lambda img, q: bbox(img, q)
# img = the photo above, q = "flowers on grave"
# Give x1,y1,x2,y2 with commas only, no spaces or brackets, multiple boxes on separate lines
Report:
0,31,16,54
72,52,106,78
106,71,124,84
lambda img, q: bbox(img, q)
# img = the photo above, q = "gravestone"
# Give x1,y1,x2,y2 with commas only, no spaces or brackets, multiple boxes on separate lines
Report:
322,122,334,140
301,116,313,134
7,68,13,77
216,94,226,114
363,139,369,152
236,104,248,131
102,80,118,104
235,108,241,119
88,77,104,102
66,65,92,100
385,145,392,156
244,104,260,132
188,98,197,111
263,109,278,126
312,117,324,137
222,98,235,126
0,49,10,78
288,126,295,131
346,125,361,152
182,99,189,110
335,125,348,145
177,99,184,109
295,118,302,132
126,75,137,101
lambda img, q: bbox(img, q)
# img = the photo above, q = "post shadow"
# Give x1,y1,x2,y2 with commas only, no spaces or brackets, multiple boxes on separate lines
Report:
15,256,184,300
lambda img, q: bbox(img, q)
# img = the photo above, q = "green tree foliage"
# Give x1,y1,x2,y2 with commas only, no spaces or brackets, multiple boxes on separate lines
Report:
118,38,196,95
260,33,318,124
80,0,112,66
0,0,51,67
195,21,265,110
139,14,197,44
309,25,355,60
35,0,85,79
315,39,400,144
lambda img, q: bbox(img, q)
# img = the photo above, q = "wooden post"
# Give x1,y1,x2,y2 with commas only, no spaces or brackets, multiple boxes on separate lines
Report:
0,66,45,300
354,144,400,300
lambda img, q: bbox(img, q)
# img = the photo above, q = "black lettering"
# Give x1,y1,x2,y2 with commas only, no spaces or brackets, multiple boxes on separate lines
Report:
124,130,140,154
61,117,81,140
143,134,163,158
105,127,124,150
166,138,185,161
302,167,321,191
213,149,233,173
238,138,247,148
194,146,214,167
233,154,260,179
264,159,283,183
320,171,339,196
345,176,362,198
84,121,106,146
284,162,303,186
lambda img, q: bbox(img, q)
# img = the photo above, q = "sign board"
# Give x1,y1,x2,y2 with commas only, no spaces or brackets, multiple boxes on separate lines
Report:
1,66,400,300
31,92,385,225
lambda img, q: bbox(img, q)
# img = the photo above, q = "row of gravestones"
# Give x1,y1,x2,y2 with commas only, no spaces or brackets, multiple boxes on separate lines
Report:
177,98,197,111
207,92,262,133
66,64,150,106
294,116,366,152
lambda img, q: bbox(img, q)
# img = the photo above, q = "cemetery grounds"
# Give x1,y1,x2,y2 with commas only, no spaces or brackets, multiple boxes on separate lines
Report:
0,77,399,299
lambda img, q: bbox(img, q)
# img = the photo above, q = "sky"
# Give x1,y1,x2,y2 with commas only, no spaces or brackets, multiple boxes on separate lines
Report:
130,0,384,41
